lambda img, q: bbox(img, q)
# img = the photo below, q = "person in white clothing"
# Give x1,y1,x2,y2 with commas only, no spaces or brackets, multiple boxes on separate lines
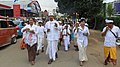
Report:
53,20,59,59
75,19,90,66
36,20,45,55
73,22,79,51
45,16,59,64
62,25,71,52
58,21,63,47
63,23,71,47
101,19,120,66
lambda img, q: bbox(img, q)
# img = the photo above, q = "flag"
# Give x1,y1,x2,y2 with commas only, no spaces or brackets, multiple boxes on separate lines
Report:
14,0,18,2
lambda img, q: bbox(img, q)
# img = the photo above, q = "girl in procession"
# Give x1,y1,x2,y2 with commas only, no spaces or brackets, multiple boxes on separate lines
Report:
21,18,38,65
75,18,90,66
62,24,71,52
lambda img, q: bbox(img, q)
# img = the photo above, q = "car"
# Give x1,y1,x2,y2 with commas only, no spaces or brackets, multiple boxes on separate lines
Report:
0,20,18,47
15,21,25,36
8,21,17,27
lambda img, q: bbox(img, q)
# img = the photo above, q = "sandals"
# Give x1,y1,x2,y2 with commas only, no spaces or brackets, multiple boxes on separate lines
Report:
31,61,35,65
80,61,83,66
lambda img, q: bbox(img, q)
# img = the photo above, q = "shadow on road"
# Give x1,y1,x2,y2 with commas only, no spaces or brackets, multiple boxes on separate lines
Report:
0,37,21,50
0,44,11,50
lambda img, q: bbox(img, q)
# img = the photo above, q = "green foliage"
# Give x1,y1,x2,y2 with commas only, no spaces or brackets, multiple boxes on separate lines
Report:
107,3,114,17
87,15,105,30
55,0,103,18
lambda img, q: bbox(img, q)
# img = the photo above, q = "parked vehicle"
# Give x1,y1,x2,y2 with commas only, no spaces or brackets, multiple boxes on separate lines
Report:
15,21,25,36
0,20,17,47
8,21,17,27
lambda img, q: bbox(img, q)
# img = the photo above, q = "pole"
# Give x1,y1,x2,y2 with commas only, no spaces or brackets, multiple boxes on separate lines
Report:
104,3,106,18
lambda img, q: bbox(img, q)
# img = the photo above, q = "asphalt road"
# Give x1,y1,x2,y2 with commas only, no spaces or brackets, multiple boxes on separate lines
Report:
0,30,120,67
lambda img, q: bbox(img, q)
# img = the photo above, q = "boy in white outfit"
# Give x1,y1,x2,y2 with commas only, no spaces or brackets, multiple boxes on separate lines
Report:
36,20,45,55
62,25,71,52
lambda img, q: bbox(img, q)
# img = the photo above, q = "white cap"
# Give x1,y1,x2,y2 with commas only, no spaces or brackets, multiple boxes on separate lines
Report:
38,20,42,23
58,21,62,23
81,17,85,20
105,19,113,23
49,13,54,16
79,17,86,22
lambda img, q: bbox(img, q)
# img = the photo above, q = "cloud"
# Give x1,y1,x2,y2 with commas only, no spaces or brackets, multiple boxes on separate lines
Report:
103,0,115,3
37,0,57,12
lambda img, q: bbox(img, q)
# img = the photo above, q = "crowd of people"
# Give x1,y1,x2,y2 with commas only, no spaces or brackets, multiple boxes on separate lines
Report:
20,15,120,67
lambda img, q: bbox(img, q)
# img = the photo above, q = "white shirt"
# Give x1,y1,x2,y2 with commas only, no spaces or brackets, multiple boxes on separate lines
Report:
62,28,71,39
21,24,37,46
59,25,63,32
76,26,90,47
102,25,120,47
63,24,71,30
21,24,28,38
36,26,45,39
45,20,59,41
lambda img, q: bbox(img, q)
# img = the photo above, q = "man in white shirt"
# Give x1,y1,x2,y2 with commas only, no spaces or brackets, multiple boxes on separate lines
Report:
45,16,59,64
101,19,120,66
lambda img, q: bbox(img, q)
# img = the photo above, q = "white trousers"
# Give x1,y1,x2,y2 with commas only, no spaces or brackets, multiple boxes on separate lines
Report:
37,37,43,51
47,40,56,61
64,39,69,51
78,43,88,61
68,36,70,45
54,40,58,52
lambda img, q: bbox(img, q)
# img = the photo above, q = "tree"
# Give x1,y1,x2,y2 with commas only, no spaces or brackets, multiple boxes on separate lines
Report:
107,3,114,17
54,0,103,18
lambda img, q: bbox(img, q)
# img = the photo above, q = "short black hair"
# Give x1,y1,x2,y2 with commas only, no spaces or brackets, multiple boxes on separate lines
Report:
29,17,35,22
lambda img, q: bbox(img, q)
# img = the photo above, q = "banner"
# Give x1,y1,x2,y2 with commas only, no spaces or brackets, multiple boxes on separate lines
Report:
13,4,20,18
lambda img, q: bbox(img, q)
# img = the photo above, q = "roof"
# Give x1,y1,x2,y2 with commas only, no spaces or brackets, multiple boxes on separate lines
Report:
0,4,11,9
0,16,8,19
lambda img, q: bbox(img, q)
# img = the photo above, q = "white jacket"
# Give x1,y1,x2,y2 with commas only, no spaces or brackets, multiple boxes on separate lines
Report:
45,20,59,41
75,26,90,47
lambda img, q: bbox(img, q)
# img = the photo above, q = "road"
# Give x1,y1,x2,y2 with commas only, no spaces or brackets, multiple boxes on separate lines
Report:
0,30,120,67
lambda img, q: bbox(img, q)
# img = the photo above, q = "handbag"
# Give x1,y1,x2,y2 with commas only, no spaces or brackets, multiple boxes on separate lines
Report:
110,30,120,46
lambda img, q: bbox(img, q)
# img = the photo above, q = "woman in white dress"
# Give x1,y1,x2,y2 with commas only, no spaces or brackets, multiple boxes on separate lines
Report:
75,19,90,66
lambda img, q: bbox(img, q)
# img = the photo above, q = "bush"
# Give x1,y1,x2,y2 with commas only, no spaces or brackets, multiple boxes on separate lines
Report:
87,16,105,31
88,16,120,31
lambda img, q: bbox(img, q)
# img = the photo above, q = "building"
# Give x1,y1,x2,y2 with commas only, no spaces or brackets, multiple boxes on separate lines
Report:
0,0,41,17
114,0,120,15
0,3,11,18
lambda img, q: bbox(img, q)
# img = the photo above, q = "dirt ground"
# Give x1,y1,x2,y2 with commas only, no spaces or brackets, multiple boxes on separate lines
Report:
0,30,120,67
